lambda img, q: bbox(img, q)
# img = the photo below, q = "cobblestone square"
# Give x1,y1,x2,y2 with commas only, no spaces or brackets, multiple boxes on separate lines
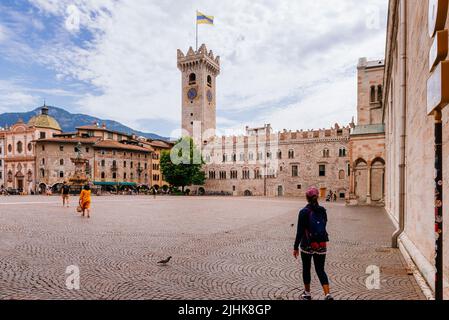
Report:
0,196,425,300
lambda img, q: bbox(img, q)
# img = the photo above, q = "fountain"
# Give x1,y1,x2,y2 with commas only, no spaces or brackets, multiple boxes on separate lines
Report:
68,142,90,194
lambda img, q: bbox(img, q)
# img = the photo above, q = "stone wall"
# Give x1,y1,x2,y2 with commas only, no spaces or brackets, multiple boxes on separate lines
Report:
383,0,449,297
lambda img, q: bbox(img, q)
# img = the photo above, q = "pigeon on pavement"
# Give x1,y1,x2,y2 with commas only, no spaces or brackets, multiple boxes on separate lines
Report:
157,256,172,265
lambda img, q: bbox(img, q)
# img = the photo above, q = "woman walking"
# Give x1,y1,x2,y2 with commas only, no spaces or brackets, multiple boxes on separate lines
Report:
79,184,92,218
293,187,333,300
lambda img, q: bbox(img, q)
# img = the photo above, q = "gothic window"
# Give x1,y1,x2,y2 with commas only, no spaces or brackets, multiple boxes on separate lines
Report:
112,160,117,167
17,141,23,154
377,85,383,102
189,73,196,85
288,149,294,159
339,148,346,157
248,152,254,161
323,149,330,158
232,153,237,162
207,75,212,87
113,172,117,179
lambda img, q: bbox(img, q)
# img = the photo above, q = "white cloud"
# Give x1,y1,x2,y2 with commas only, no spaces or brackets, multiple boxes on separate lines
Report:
0,24,8,43
22,0,388,134
0,81,40,112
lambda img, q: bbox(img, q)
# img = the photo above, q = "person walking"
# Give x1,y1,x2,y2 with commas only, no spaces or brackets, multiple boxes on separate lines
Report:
61,182,70,208
293,187,333,301
79,184,92,218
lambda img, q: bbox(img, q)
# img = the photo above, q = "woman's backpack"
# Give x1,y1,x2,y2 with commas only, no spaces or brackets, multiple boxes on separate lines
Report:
304,207,328,243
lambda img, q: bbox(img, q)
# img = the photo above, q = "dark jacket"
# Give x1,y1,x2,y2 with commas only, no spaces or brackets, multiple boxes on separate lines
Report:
294,204,329,251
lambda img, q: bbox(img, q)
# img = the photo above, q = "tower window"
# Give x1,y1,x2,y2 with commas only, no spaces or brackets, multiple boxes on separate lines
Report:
377,85,383,102
207,75,212,87
370,86,376,103
189,73,196,85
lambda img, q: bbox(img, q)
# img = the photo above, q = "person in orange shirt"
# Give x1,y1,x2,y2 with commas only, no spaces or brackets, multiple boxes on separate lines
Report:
79,184,92,218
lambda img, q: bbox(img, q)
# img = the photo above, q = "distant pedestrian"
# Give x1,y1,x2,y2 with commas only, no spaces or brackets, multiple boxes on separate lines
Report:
333,193,337,202
152,187,157,199
293,187,333,300
61,182,70,208
79,184,92,218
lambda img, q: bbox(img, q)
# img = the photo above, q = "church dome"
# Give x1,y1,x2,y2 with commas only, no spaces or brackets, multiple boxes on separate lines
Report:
28,106,62,131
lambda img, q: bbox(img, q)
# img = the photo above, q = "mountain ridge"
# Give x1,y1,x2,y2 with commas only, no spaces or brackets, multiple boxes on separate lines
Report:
0,106,169,141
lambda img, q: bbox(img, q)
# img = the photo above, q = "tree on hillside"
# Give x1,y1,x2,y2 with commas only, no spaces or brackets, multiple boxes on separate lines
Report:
160,137,206,193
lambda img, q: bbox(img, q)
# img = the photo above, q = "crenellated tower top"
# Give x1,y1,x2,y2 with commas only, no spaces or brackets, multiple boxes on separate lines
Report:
177,44,220,76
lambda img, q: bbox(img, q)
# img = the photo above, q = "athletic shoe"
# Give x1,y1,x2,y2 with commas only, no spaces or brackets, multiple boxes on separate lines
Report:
324,294,334,301
301,291,312,301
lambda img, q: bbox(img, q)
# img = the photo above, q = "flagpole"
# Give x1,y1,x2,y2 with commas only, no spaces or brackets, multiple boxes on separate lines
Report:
195,10,198,51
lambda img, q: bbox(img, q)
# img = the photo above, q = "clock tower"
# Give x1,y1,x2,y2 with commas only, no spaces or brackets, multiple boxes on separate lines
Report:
177,44,220,143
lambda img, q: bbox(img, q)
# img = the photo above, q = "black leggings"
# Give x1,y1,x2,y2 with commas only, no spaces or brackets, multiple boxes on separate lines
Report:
301,252,329,286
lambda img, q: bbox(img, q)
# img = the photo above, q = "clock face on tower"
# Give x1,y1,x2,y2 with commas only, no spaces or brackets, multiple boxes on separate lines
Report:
187,88,197,100
207,90,213,103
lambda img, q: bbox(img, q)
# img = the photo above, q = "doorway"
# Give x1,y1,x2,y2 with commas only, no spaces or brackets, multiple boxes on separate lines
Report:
277,185,284,197
319,188,327,199
17,178,24,192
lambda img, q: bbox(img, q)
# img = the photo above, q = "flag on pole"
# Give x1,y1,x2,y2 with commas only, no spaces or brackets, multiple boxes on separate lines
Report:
197,11,214,25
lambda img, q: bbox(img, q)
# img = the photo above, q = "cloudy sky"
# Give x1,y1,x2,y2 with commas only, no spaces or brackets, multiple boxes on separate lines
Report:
0,0,388,137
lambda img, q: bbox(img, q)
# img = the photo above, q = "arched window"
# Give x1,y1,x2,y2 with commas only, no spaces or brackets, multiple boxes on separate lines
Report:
112,160,117,167
60,159,64,166
207,75,212,87
248,152,254,161
288,149,294,159
277,150,282,159
8,144,12,153
323,149,330,158
339,148,346,157
189,73,196,85
377,85,383,102
240,153,245,161
370,86,376,103
27,143,32,152
17,141,23,154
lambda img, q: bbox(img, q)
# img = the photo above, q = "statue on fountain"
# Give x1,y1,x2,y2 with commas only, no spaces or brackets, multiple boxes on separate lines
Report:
68,142,90,193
